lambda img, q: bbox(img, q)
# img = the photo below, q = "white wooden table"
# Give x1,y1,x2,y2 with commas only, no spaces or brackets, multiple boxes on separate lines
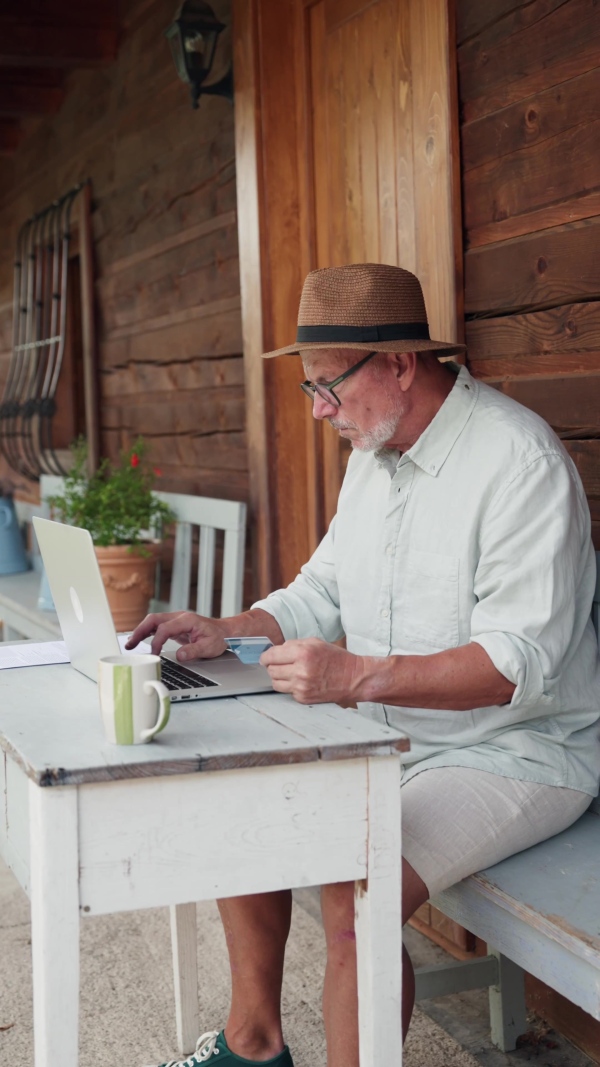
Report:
0,661,408,1067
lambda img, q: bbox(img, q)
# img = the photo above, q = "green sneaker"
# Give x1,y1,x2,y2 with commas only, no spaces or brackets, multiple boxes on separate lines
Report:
149,1029,295,1067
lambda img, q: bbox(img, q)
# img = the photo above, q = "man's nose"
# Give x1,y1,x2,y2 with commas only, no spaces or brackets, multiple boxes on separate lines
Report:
312,392,337,420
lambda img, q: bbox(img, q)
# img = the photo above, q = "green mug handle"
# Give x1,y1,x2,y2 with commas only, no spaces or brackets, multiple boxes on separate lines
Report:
140,680,171,741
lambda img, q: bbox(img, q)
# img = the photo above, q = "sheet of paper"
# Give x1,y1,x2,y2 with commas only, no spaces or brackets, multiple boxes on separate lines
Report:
0,634,151,670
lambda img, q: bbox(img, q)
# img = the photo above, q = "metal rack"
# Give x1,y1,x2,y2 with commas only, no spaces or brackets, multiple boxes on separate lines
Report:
0,180,99,480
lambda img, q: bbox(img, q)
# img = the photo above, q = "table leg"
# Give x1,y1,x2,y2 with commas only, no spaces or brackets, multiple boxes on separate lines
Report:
29,781,80,1067
354,755,403,1065
170,902,199,1054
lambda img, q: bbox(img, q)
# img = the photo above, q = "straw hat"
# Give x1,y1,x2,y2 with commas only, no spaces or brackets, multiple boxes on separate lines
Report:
262,263,466,359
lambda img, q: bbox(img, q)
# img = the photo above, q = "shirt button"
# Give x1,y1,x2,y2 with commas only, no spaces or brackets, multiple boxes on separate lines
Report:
381,608,389,618
386,544,393,555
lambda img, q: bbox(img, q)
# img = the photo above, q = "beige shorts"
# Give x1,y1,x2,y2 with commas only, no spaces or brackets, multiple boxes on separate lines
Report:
401,767,592,898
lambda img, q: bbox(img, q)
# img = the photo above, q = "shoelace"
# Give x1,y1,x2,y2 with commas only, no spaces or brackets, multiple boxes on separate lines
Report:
164,1030,221,1066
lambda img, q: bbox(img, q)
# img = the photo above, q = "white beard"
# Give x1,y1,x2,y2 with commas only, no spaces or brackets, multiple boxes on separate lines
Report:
329,403,403,452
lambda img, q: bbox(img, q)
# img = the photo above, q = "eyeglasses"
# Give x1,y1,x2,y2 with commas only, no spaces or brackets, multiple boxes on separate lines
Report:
300,350,376,407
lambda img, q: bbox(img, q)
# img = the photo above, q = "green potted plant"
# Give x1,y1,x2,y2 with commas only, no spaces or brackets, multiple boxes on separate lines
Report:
47,438,174,630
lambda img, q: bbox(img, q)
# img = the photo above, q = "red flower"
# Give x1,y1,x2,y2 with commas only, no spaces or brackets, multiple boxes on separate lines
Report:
153,467,162,477
131,453,140,468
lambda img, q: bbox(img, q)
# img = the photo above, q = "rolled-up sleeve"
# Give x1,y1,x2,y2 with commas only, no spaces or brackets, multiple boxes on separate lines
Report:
252,517,344,642
470,451,592,713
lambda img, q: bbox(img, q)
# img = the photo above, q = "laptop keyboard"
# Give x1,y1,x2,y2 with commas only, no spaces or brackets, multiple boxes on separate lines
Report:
160,657,219,692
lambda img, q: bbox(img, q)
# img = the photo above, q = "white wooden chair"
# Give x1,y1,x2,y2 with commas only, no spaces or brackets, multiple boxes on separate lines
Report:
3,487,246,644
152,491,246,618
34,481,247,619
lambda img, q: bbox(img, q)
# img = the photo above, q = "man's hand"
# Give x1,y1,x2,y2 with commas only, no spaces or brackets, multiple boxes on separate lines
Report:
126,606,285,662
126,612,226,661
260,637,363,705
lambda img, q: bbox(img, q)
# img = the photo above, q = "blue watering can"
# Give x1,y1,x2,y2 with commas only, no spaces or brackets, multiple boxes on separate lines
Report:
0,496,29,575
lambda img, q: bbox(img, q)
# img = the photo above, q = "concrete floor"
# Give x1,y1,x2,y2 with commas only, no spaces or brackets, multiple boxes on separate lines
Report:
0,859,594,1067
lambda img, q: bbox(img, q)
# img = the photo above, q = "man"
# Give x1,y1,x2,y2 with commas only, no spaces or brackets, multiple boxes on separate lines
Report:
132,264,600,1067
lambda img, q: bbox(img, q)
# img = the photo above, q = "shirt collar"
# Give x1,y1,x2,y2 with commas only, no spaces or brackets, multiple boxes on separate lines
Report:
406,365,478,477
374,365,478,477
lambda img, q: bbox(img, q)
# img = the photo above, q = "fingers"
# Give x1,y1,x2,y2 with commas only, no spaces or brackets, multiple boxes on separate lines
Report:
176,632,226,661
151,614,204,653
263,659,317,703
270,677,294,695
260,637,322,666
261,637,348,705
126,612,227,660
125,612,179,650
147,612,198,656
269,675,314,702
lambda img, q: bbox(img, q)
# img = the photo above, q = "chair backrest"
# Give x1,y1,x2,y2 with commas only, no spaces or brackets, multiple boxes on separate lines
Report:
154,492,246,619
37,479,246,620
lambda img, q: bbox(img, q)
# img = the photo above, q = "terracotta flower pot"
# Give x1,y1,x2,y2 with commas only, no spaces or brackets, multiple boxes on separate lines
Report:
94,543,160,632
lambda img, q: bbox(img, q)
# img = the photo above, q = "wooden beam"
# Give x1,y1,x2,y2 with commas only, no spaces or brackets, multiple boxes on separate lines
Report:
495,375,600,439
461,66,600,173
411,0,464,346
458,0,600,124
0,19,118,68
469,352,600,383
564,441,600,501
104,295,242,343
0,82,65,116
0,118,22,153
466,301,600,360
465,218,600,317
466,190,600,251
232,0,273,599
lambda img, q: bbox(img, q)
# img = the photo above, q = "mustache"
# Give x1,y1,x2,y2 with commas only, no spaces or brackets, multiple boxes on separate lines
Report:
329,418,357,431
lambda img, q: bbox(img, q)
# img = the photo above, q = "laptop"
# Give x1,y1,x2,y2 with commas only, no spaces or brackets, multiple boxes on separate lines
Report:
32,517,274,701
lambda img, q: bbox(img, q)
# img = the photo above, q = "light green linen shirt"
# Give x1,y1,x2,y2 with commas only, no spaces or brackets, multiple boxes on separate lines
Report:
253,366,600,794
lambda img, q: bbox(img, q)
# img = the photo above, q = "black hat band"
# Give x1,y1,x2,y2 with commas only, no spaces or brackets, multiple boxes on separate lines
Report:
296,322,430,344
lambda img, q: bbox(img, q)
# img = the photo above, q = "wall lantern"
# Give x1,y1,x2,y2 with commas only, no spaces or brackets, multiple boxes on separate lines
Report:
166,1,233,108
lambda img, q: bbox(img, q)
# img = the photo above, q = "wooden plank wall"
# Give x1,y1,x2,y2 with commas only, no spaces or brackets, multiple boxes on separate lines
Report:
458,0,600,546
457,1,600,1057
0,0,245,508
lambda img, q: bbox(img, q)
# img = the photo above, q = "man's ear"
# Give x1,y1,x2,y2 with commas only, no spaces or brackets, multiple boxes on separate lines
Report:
390,351,417,392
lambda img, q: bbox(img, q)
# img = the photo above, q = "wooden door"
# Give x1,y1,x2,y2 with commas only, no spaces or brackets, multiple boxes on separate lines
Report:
234,0,462,593
308,0,462,524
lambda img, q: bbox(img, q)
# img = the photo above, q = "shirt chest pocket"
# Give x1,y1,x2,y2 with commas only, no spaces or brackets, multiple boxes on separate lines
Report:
396,549,460,651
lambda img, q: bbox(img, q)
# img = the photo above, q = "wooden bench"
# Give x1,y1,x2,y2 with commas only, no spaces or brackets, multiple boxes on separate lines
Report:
414,553,600,1050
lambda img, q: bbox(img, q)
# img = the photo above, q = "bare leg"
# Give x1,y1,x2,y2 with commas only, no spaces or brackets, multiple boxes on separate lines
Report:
218,890,292,1061
320,859,429,1067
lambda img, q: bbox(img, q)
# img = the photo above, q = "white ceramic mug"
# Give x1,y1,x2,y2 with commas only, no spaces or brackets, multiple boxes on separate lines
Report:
98,654,170,745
